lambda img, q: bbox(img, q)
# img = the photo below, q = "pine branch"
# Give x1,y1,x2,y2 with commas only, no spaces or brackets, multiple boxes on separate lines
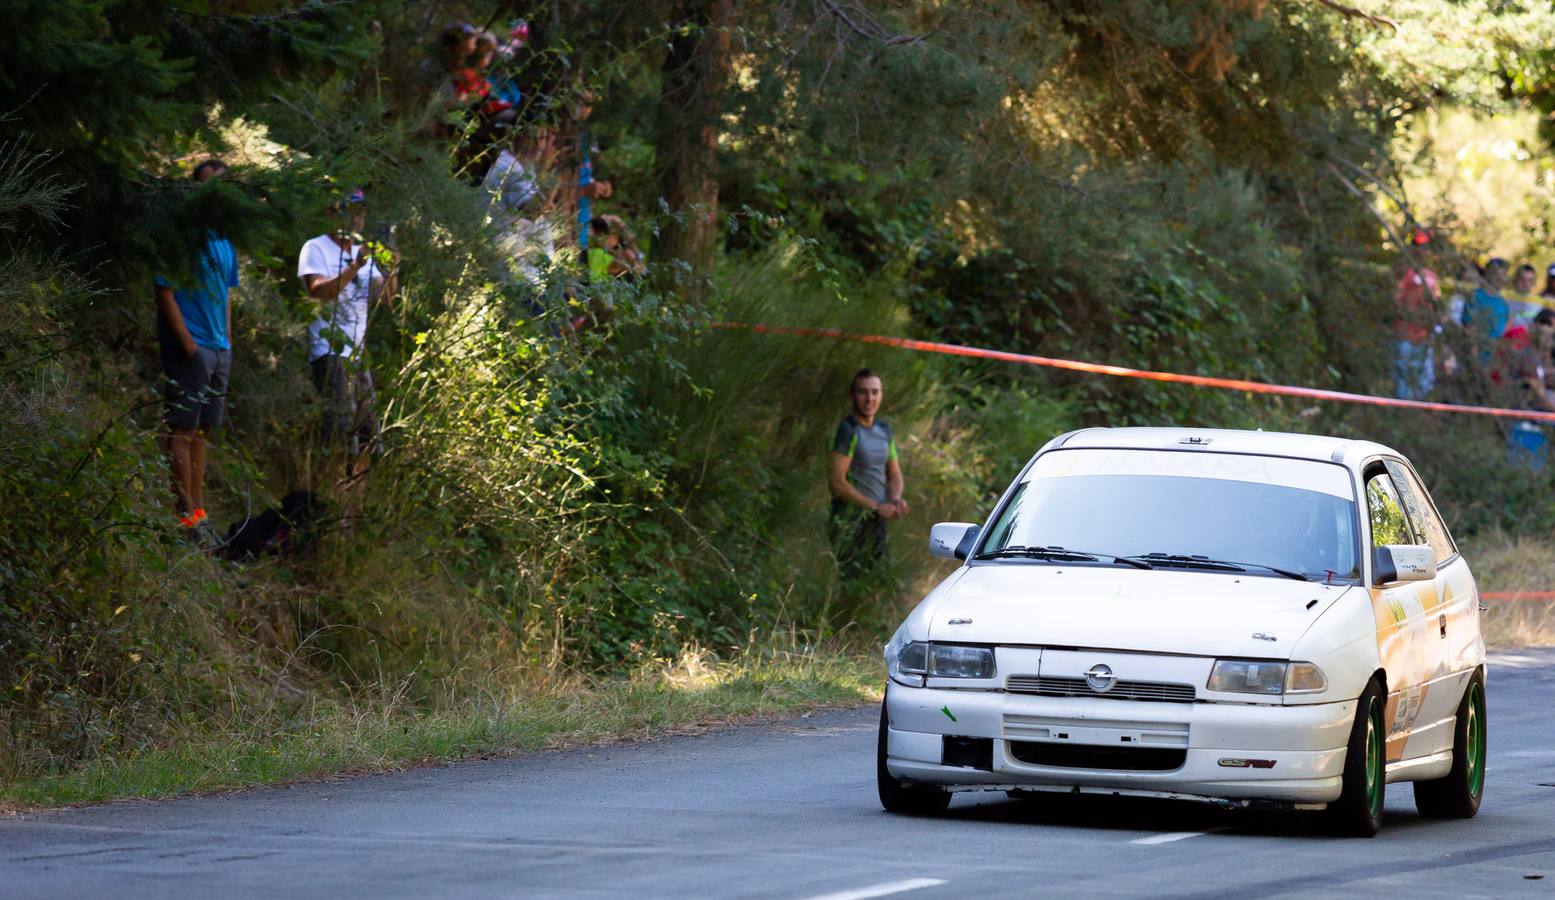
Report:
1307,0,1400,32
814,0,925,47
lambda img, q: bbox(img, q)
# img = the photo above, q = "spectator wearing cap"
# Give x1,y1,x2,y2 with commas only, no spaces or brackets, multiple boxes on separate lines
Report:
298,188,397,461
498,19,529,61
486,26,526,111
1461,258,1511,364
153,159,237,546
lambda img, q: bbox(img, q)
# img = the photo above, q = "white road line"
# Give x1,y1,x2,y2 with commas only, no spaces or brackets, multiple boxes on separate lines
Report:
804,877,947,900
1129,830,1211,845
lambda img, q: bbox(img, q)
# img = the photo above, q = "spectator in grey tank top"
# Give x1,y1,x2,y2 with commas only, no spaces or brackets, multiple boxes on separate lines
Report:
828,369,909,582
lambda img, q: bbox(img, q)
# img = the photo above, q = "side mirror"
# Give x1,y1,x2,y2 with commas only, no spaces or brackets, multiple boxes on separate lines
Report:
929,522,981,561
1372,544,1436,586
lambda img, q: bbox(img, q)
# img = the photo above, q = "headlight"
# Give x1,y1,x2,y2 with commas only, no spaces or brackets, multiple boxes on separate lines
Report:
929,644,996,679
888,641,995,685
1207,660,1328,695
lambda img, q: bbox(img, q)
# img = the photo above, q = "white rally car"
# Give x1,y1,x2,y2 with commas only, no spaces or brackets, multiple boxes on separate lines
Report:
879,427,1486,836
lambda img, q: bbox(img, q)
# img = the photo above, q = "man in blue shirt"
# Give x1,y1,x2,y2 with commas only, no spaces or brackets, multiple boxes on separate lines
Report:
154,159,238,545
1461,258,1510,364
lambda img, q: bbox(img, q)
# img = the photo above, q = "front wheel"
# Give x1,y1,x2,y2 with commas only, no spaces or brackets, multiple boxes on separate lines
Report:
877,698,952,815
1327,678,1386,837
1413,670,1486,818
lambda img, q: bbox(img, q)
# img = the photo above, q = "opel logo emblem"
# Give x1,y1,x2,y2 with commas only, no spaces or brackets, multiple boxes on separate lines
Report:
1085,664,1117,693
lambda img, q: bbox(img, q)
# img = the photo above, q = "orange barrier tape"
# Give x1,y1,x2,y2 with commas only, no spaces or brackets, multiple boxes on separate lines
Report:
715,322,1555,424
1481,591,1555,601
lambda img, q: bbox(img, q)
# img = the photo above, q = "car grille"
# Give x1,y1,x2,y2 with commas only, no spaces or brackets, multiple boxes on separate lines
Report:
1007,741,1186,771
1005,675,1196,703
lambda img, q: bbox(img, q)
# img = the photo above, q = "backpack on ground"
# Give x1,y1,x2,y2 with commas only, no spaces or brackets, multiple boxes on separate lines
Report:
221,490,328,560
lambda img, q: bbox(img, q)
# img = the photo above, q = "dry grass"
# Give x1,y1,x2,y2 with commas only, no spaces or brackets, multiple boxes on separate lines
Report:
1461,531,1555,648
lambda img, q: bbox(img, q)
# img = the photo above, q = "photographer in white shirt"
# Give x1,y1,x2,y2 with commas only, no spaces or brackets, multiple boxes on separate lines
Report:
298,187,398,462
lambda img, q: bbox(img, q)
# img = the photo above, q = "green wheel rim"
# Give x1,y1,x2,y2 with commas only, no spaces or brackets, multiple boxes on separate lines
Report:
1365,698,1383,815
1466,683,1486,798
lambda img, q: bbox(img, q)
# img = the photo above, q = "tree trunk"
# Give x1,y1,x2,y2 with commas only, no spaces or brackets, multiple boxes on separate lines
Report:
653,0,734,303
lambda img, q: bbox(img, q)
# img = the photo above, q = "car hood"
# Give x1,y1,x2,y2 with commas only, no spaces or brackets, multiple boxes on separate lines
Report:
923,564,1354,659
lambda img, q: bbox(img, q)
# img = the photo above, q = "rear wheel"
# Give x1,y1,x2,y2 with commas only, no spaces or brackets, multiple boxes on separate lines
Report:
1413,671,1486,818
877,698,952,815
1327,678,1386,837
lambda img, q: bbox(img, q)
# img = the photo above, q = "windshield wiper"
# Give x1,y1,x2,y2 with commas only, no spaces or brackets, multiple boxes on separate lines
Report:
976,545,1153,570
1129,553,1311,582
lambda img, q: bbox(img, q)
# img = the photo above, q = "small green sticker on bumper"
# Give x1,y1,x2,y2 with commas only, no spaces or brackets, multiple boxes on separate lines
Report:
941,705,957,722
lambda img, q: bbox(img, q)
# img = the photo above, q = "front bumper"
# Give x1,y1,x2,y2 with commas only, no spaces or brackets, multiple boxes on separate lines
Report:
886,684,1353,804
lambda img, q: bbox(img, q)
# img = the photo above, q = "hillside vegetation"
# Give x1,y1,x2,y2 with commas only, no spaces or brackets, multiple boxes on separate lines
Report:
3,1,1554,799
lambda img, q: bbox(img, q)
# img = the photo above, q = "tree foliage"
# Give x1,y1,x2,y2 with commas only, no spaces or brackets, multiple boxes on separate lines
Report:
3,0,1552,775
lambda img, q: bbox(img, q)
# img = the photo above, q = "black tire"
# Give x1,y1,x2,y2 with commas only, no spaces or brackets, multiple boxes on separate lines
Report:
877,698,952,815
1327,678,1386,837
1413,670,1486,818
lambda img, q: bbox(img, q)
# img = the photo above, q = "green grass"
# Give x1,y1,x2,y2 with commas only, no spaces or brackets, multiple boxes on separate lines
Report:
1,650,881,810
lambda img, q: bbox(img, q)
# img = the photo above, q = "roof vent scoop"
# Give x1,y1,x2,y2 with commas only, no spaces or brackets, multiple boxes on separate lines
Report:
1179,436,1212,447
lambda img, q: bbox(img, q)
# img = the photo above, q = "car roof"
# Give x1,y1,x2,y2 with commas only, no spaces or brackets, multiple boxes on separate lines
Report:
1050,427,1402,468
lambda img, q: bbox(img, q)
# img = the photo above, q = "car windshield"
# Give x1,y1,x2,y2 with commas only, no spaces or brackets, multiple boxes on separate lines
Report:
979,448,1361,583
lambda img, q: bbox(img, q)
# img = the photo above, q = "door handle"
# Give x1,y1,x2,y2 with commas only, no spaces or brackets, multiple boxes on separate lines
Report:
1439,613,1447,638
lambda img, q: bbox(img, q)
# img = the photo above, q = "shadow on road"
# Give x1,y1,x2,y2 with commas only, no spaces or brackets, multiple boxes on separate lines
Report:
929,789,1452,839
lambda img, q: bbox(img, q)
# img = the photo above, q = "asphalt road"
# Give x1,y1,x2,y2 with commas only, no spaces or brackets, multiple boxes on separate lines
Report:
3,649,1553,899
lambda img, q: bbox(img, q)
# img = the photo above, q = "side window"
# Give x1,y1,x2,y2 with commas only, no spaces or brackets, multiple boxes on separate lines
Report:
1385,461,1456,562
982,482,1028,552
1365,470,1415,549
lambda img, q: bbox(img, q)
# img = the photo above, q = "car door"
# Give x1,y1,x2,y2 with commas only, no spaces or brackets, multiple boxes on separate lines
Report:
1385,459,1481,757
1362,463,1433,765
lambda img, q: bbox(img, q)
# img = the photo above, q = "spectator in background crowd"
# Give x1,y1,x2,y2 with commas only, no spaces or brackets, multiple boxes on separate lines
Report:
487,23,526,110
483,143,556,304
1542,263,1555,304
441,23,478,76
457,31,518,123
1445,262,1479,327
829,369,909,583
1507,309,1555,468
1462,257,1510,364
425,22,477,100
153,159,237,546
496,19,529,61
1392,247,1440,400
589,214,645,282
298,188,397,469
555,89,612,250
1510,263,1542,322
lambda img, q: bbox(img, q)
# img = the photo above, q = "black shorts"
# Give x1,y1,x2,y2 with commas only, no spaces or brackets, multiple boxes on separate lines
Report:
311,353,378,454
162,343,232,431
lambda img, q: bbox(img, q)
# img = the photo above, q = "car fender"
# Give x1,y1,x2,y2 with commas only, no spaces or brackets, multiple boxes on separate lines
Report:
1285,586,1383,705
884,567,970,660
